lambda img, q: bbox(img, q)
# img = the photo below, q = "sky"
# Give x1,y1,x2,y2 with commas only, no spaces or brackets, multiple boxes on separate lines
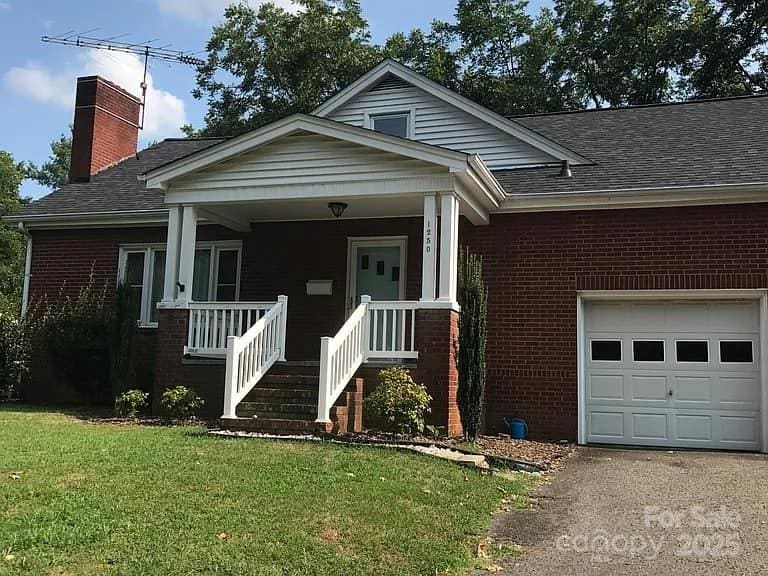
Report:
0,0,543,199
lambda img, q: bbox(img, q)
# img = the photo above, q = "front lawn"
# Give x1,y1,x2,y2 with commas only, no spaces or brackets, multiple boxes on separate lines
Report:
0,407,535,575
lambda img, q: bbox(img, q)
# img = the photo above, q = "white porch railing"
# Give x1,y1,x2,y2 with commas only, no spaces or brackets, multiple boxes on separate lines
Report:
222,296,288,419
185,302,277,357
317,297,420,422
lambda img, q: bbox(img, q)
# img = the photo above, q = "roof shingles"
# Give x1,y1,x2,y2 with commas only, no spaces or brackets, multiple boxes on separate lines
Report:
499,95,768,195
14,138,225,219
12,94,768,220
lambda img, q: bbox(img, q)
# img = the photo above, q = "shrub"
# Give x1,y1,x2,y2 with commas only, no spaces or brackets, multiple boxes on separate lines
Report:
114,389,150,418
25,278,113,404
364,367,431,435
160,386,203,420
457,248,487,441
0,309,24,398
110,283,140,397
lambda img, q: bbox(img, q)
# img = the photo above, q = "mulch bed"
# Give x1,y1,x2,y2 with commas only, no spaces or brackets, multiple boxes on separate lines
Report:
472,436,575,472
327,430,575,472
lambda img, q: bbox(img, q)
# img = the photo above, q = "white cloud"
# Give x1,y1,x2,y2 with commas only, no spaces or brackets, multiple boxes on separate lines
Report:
0,2,10,11
155,0,300,24
3,49,187,137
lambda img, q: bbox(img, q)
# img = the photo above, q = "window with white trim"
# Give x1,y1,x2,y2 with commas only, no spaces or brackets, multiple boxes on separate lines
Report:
118,241,241,326
370,112,411,138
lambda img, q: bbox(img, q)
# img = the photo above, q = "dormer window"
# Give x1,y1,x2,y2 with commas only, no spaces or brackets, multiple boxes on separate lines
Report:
371,112,410,138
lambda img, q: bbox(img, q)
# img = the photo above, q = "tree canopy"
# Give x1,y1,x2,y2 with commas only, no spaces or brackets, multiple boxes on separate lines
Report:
186,0,767,136
0,151,26,313
26,130,72,190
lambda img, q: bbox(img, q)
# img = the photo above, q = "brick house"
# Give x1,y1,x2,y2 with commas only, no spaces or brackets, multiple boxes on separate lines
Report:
8,61,768,451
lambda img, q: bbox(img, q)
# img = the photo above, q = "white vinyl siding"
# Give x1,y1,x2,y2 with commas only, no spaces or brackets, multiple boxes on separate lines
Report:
170,132,450,195
327,77,556,169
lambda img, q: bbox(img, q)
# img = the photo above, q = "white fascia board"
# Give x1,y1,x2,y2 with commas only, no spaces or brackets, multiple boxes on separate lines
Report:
312,59,592,166
144,113,469,189
497,182,768,213
5,209,170,230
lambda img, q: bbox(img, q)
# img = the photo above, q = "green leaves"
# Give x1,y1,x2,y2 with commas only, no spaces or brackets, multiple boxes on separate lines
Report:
25,130,72,190
188,0,768,134
457,248,487,441
364,367,432,435
192,0,380,136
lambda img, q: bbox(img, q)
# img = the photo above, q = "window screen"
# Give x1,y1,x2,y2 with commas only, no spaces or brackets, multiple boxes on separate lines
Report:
720,341,753,363
676,341,708,363
591,340,622,361
633,340,665,362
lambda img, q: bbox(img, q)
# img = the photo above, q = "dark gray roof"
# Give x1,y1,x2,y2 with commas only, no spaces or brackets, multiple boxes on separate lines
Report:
12,95,768,222
13,138,226,219
496,94,768,195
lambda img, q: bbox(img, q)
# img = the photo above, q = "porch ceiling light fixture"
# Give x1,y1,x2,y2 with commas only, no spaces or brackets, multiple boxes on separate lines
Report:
328,202,348,218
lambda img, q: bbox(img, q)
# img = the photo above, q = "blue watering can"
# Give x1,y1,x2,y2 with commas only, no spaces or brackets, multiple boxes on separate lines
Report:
503,417,529,440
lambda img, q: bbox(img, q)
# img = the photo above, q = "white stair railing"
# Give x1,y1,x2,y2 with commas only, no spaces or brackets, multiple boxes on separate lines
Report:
317,296,371,423
186,302,277,356
222,295,288,419
316,297,421,423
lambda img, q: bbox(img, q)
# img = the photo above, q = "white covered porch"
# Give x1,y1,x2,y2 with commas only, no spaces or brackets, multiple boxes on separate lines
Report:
144,114,503,427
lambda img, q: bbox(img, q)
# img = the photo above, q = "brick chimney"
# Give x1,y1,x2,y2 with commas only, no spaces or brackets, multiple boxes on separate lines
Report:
69,76,141,183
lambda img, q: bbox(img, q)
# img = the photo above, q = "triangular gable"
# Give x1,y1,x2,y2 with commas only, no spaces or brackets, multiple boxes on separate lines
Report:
143,113,471,190
313,59,591,169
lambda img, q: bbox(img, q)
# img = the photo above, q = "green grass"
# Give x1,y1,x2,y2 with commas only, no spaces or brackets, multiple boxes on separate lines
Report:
0,406,535,576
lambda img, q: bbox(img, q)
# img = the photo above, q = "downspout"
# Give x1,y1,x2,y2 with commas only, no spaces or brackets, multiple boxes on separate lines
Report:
18,222,32,316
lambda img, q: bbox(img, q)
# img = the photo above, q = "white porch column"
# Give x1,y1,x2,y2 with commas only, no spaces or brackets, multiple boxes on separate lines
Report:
438,193,460,302
177,205,198,303
163,206,182,302
421,193,438,301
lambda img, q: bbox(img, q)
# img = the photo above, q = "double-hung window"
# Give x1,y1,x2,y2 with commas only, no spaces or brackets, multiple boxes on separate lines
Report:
118,241,241,326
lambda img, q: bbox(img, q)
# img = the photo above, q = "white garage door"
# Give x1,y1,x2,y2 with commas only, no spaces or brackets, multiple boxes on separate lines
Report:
585,300,762,450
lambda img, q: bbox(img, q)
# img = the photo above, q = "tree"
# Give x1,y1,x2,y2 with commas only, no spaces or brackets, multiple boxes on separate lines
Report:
457,249,487,441
26,130,72,190
683,0,768,98
383,23,462,89
188,0,381,136
0,151,26,313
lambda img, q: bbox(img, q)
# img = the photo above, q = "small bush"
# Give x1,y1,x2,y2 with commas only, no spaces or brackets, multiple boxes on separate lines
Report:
0,309,24,399
364,367,431,435
160,386,203,420
114,389,150,418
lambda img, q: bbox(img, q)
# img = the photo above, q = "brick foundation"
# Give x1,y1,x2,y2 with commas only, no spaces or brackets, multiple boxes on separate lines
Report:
154,307,225,418
413,308,462,437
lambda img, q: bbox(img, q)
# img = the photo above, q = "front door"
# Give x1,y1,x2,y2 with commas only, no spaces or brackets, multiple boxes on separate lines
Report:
347,238,406,313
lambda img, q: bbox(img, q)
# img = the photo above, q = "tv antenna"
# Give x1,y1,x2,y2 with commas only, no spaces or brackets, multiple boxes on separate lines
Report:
42,32,206,130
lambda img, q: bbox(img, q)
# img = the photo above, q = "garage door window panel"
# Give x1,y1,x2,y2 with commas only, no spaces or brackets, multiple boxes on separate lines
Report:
633,340,665,363
720,341,754,364
591,340,622,362
676,340,709,363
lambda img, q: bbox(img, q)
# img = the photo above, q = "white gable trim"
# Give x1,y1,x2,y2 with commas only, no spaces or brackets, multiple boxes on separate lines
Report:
313,59,591,166
142,113,470,190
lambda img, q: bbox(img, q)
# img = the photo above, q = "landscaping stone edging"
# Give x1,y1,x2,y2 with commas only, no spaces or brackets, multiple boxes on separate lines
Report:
208,428,545,473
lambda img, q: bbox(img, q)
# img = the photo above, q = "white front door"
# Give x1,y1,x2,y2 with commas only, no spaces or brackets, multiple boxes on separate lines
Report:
585,300,762,450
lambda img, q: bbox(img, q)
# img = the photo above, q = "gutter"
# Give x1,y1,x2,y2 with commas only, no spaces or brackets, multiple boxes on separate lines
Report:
17,223,32,316
497,181,768,212
3,209,170,229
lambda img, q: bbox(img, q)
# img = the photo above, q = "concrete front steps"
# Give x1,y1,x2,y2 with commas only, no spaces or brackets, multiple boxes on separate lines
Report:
219,368,363,435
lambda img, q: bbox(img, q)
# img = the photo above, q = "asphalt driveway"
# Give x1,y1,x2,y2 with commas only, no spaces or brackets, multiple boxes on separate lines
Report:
491,447,768,575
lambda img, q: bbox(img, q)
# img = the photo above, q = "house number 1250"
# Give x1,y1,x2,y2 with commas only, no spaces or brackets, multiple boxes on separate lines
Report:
424,219,433,253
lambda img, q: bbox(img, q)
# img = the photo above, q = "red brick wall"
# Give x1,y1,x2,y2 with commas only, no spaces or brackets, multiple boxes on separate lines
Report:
70,76,142,182
413,308,461,436
240,218,423,359
465,203,768,440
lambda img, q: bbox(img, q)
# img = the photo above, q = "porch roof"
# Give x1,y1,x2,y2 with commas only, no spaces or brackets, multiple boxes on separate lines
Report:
142,114,504,225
